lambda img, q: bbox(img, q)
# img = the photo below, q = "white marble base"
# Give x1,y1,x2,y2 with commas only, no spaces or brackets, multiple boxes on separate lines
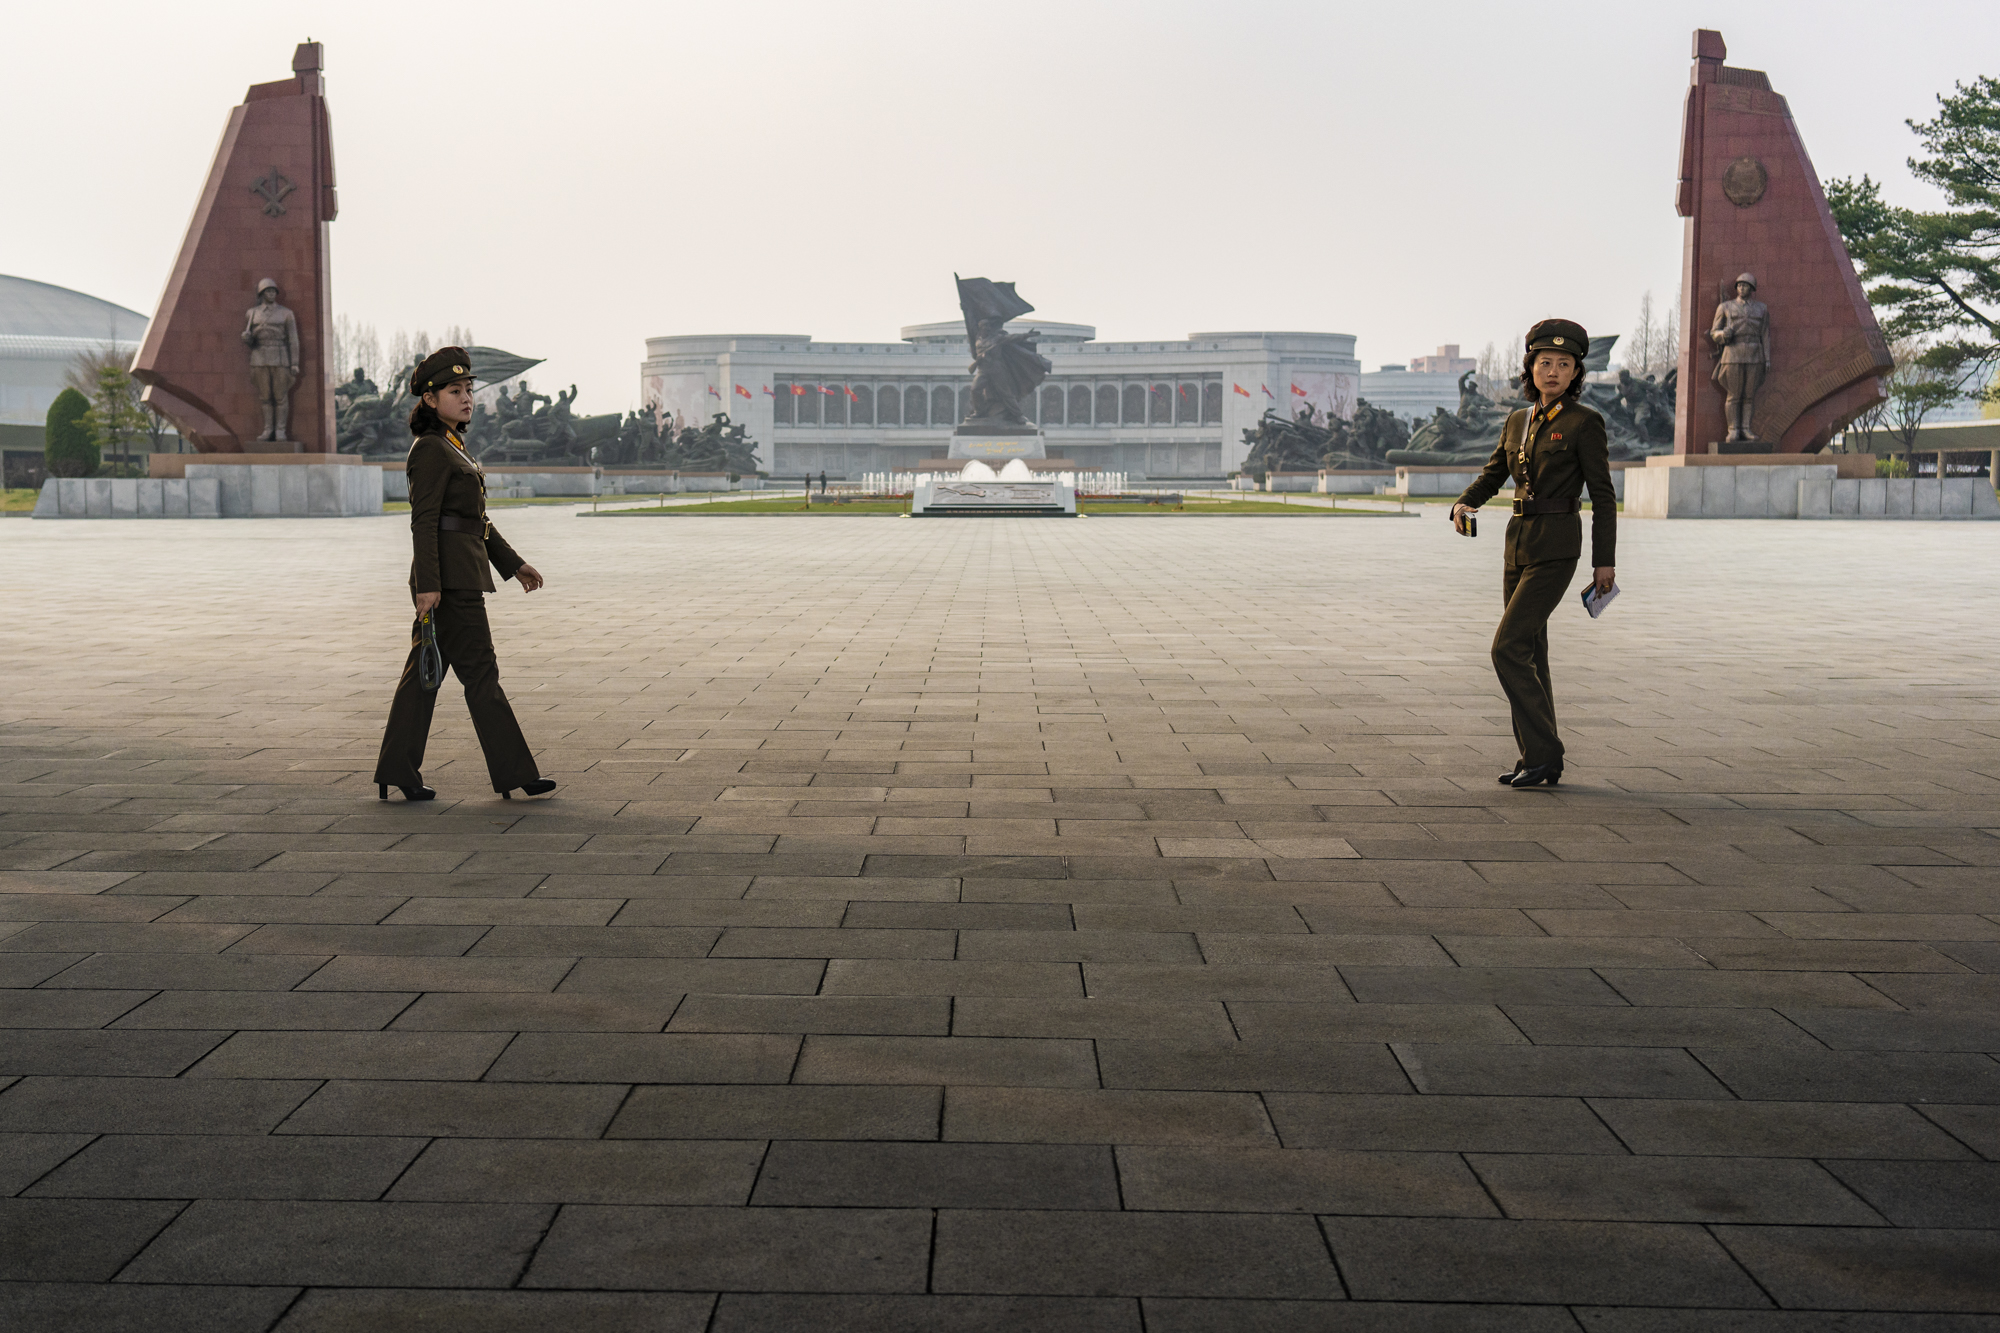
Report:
1624,464,1833,519
33,477,220,519
1798,476,2000,520
180,463,382,517
912,476,1076,516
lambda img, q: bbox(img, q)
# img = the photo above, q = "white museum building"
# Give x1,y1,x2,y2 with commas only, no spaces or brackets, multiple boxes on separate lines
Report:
640,318,1362,479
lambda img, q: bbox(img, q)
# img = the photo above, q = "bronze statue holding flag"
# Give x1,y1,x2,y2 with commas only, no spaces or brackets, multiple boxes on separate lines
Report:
956,275,1053,427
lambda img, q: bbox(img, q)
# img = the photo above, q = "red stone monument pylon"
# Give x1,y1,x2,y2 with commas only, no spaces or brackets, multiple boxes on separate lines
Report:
1673,29,1891,455
133,43,337,454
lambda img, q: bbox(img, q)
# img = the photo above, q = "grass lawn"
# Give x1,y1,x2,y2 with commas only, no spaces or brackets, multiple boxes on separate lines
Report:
3,488,41,513
383,496,599,513
1089,498,1397,516
582,495,1409,517
585,497,909,516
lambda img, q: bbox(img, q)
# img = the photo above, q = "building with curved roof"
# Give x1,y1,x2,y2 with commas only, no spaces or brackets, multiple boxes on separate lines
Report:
1,274,149,428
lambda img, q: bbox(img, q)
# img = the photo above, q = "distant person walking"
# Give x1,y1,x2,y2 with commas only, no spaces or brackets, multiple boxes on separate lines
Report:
1450,320,1616,788
374,348,557,803
818,470,828,494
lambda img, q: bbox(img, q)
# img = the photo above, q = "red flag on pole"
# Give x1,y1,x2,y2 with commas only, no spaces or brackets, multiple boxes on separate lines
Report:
734,384,752,400
1232,384,1251,397
844,385,859,402
1260,385,1275,399
790,385,807,396
762,385,775,397
1291,383,1307,396
706,385,720,400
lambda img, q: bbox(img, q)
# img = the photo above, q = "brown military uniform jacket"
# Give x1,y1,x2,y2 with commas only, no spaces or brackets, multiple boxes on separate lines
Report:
1457,400,1617,568
407,432,525,594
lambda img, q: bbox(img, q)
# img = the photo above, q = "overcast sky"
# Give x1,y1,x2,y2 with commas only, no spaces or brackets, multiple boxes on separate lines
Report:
4,0,1992,412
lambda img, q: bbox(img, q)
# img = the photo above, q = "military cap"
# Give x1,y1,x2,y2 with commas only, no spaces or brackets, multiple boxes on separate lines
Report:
411,347,475,397
255,277,280,295
1734,272,1758,291
1525,319,1590,358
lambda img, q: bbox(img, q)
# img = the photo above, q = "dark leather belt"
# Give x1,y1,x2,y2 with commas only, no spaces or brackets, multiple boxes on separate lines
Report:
1512,497,1582,516
438,514,487,534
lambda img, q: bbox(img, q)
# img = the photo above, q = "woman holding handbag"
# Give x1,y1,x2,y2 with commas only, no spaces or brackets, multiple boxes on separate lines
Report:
1449,320,1617,789
372,348,556,802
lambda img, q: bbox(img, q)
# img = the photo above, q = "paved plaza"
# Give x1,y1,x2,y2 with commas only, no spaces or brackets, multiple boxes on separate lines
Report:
1,509,1998,1330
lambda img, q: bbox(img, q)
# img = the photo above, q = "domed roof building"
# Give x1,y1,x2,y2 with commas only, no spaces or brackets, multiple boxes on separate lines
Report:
1,274,149,428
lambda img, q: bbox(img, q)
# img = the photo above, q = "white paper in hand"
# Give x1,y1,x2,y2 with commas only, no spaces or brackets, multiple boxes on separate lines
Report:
1580,581,1619,619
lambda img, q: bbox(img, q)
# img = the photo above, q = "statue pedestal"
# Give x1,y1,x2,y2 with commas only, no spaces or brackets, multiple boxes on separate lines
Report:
948,427,1046,462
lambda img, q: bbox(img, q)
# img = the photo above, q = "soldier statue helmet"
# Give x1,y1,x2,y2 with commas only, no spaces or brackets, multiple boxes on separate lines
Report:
241,278,301,444
1709,272,1772,444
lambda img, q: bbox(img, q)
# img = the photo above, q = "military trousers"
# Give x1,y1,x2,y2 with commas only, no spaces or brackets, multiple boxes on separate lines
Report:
1493,558,1578,769
374,590,539,793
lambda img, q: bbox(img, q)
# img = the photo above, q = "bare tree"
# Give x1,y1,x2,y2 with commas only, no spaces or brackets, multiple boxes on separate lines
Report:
1628,292,1657,374
1625,292,1681,377
1476,336,1524,398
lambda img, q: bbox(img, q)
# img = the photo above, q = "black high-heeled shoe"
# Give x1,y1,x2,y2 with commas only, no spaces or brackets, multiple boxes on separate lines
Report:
1498,760,1526,786
378,783,436,801
1508,762,1563,789
498,779,557,800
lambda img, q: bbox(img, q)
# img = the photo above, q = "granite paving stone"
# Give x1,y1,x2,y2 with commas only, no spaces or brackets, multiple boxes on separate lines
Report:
708,1294,1139,1333
750,1141,1118,1209
523,1204,931,1291
29,1132,426,1200
8,510,2000,1318
0,1198,189,1279
483,1031,799,1083
1117,1145,1495,1215
118,1199,553,1287
386,1137,765,1204
1467,1152,1886,1224
1823,1161,2000,1227
0,1283,298,1333
932,1209,1343,1298
0,1130,92,1194
1589,1098,1980,1159
273,1290,714,1333
1266,1093,1627,1153
111,991,415,1031
1713,1225,2000,1312
1324,1217,1771,1306
275,1080,627,1138
607,1085,942,1141
0,1075,318,1133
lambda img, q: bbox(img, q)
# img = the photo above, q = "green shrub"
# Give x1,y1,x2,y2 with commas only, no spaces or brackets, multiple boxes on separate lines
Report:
44,388,97,478
1876,456,1910,478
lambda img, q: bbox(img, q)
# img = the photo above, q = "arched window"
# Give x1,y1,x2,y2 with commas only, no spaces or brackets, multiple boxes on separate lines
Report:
905,386,927,425
824,385,846,428
1040,386,1063,425
955,386,969,423
1069,385,1091,425
796,385,819,426
1097,385,1118,426
1149,383,1172,424
1177,382,1201,424
878,385,900,426
773,382,793,425
1202,382,1222,424
850,383,872,426
1122,384,1145,424
932,386,955,425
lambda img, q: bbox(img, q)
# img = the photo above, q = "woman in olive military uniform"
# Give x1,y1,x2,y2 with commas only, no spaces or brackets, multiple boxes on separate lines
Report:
373,348,556,801
1450,320,1617,788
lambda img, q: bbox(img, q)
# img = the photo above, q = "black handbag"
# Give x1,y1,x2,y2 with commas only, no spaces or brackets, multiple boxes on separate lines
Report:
416,611,445,692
